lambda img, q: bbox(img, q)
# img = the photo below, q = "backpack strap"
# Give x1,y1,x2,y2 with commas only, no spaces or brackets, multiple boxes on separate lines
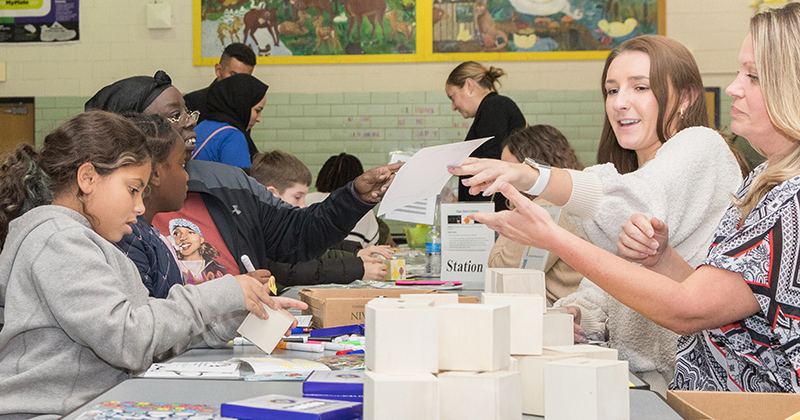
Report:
191,125,237,160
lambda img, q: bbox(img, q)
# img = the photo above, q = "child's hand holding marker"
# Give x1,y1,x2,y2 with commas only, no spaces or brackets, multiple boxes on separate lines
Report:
241,254,278,295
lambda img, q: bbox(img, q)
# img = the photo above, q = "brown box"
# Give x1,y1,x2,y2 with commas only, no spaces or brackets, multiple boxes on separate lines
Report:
666,390,800,420
299,288,479,329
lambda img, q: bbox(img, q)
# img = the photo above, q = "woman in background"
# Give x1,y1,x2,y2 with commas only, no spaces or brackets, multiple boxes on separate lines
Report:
192,73,268,168
445,61,526,211
488,125,584,305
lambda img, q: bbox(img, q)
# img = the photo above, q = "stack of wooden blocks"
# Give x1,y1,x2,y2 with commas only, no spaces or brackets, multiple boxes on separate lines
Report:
363,268,630,420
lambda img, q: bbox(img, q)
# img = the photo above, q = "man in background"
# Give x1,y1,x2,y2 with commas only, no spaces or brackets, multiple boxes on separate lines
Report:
184,42,256,123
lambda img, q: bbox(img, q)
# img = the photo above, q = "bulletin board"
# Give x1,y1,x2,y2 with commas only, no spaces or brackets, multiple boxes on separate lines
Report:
193,0,664,65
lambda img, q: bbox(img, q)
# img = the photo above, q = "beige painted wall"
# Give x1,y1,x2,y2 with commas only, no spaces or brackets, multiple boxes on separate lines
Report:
0,0,754,98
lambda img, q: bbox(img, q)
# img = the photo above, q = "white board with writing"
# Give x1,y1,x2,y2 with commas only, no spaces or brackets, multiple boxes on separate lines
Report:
440,202,495,289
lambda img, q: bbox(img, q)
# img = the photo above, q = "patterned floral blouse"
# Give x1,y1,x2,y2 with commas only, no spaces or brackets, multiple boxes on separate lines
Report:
672,163,800,392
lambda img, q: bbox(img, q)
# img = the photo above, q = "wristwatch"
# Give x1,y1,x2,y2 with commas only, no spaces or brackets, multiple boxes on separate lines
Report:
523,158,551,196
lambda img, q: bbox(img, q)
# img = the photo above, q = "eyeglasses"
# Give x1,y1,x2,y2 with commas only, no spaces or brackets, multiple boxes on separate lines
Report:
166,108,200,125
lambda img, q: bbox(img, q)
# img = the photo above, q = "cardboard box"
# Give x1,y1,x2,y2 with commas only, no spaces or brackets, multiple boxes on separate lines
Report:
299,288,478,329
667,391,800,420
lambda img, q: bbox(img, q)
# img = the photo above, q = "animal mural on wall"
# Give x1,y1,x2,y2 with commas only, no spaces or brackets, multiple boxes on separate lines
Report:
201,0,417,57
344,0,388,41
218,16,244,45
432,0,659,54
243,6,281,47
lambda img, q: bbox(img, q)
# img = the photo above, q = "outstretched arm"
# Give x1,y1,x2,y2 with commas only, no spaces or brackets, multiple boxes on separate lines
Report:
471,183,760,336
448,158,573,206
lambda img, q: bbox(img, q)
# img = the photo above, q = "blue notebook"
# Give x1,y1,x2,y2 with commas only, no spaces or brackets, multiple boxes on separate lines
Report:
303,370,364,397
220,394,362,420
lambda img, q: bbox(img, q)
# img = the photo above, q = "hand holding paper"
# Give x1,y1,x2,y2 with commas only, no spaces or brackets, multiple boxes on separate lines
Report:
377,137,492,216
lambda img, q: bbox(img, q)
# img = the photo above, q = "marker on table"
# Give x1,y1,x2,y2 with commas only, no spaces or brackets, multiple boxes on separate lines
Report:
275,341,325,352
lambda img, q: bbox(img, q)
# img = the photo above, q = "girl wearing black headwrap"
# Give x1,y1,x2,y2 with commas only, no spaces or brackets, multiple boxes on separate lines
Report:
193,73,268,167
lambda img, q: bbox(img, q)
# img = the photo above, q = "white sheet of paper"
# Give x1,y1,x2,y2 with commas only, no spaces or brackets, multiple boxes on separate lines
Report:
377,137,492,216
383,153,437,225
237,303,295,354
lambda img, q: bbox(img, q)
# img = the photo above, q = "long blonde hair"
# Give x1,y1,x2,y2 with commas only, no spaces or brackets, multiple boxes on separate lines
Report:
735,3,800,219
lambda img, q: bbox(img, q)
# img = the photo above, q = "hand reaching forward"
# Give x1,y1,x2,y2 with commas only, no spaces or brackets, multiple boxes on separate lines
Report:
354,162,404,203
448,158,536,197
468,182,561,250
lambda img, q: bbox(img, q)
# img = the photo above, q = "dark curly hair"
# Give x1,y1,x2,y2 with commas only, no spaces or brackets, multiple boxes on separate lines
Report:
315,153,364,193
502,125,584,170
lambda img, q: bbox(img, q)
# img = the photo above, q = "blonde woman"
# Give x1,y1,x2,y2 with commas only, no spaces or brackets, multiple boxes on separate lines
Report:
465,3,800,392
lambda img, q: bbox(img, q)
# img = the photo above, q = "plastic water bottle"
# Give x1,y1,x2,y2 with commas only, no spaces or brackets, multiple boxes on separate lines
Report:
425,226,441,276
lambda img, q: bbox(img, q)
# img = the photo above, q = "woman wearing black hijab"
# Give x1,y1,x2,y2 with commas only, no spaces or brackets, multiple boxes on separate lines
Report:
192,73,268,168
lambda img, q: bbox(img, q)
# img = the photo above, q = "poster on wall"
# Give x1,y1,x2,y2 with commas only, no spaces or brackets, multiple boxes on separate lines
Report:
194,0,419,65
0,0,79,43
431,0,662,60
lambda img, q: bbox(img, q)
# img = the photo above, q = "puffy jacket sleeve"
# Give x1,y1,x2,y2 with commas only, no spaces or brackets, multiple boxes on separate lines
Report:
256,182,375,263
267,256,365,288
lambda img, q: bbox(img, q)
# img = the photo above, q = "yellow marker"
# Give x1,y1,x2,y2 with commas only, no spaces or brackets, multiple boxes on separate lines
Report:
268,276,277,295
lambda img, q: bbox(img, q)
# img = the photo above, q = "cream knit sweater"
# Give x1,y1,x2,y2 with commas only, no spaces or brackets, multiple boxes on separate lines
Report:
555,126,743,394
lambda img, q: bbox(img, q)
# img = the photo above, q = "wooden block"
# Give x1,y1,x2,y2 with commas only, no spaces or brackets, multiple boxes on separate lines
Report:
438,303,510,372
366,298,438,374
439,371,522,420
482,293,543,355
484,269,546,309
515,349,585,416
544,344,618,360
364,371,439,420
544,358,630,420
400,292,458,306
543,308,574,347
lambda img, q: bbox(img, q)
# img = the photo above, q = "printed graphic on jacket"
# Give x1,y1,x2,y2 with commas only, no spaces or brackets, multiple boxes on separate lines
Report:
167,218,229,285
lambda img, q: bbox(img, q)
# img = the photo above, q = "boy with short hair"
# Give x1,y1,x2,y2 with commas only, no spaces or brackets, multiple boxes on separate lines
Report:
250,150,311,208
250,151,393,288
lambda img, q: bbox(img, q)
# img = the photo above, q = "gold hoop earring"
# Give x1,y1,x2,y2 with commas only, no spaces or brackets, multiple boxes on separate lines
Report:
679,108,684,119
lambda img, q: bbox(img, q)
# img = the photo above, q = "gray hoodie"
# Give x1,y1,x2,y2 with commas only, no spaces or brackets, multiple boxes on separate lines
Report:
0,206,246,418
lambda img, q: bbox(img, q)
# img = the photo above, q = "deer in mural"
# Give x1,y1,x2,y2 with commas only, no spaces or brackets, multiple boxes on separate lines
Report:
217,16,244,46
344,0,387,41
243,7,280,47
312,15,343,53
386,9,412,43
278,10,311,36
290,0,334,24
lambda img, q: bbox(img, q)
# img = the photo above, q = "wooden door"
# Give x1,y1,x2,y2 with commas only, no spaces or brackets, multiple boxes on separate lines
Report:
0,98,35,156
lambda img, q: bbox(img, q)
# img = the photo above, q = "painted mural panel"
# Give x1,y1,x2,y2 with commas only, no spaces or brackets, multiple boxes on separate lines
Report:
432,0,660,54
